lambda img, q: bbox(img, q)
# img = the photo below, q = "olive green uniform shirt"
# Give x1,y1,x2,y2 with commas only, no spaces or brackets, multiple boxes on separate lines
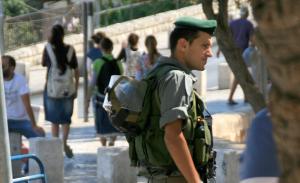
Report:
155,56,196,129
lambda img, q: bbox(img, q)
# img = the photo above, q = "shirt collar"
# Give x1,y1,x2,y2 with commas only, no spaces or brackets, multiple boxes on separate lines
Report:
156,56,197,81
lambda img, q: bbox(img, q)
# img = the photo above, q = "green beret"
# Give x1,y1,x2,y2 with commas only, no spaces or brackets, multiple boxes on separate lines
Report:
174,16,217,35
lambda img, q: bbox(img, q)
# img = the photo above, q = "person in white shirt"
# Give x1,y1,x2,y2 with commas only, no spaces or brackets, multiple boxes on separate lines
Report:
2,55,44,138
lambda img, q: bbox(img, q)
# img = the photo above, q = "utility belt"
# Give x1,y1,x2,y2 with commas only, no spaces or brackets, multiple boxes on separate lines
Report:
137,163,180,178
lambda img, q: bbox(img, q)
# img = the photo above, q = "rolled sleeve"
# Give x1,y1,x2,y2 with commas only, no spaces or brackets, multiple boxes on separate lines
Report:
159,106,189,129
158,70,193,129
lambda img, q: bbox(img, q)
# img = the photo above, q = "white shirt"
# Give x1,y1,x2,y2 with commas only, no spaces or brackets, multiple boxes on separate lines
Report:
4,73,30,120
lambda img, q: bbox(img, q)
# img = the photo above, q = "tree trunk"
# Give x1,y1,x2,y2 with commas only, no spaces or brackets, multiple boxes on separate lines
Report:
252,1,300,182
202,0,266,113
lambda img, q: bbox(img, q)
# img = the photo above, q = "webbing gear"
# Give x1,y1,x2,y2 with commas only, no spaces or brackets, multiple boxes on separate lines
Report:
104,63,216,180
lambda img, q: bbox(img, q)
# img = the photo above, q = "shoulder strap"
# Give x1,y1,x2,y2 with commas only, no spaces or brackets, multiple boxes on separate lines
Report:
101,56,109,62
102,56,117,63
143,63,182,116
67,46,74,62
46,43,57,66
46,44,74,65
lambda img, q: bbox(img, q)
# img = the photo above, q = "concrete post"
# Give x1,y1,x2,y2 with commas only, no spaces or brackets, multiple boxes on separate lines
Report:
97,146,137,183
29,137,64,183
82,2,91,122
15,62,30,82
94,0,100,28
0,0,13,181
218,62,234,90
192,70,207,97
83,1,94,122
9,133,22,178
215,149,242,183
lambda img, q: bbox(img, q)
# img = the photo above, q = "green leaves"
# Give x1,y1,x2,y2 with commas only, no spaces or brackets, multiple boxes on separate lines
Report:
4,0,30,17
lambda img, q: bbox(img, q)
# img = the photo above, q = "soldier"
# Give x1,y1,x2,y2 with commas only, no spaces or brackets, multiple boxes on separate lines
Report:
146,17,216,183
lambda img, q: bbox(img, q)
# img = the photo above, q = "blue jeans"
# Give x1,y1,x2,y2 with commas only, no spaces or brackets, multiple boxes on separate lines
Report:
93,95,119,135
8,119,41,139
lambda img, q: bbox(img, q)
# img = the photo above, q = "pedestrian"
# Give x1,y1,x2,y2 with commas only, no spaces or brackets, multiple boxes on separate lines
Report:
91,37,122,146
242,33,268,98
240,108,280,183
140,16,216,183
87,31,106,82
117,33,141,78
227,6,254,105
135,35,161,80
42,24,79,158
2,55,45,138
2,55,46,175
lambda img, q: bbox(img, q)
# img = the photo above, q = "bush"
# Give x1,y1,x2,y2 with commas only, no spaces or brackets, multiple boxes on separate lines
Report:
97,0,200,27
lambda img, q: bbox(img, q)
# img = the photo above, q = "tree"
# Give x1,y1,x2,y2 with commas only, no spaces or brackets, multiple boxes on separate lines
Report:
252,1,300,182
3,0,29,17
202,0,266,113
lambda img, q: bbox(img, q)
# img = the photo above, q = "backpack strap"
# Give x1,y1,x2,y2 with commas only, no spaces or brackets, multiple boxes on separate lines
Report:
101,56,109,62
101,56,117,63
46,43,74,65
67,46,74,62
46,43,57,66
145,63,184,112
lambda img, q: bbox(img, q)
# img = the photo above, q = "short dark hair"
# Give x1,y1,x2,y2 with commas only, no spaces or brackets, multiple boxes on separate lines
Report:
2,55,16,68
92,31,106,44
101,37,113,51
128,33,139,47
169,28,200,53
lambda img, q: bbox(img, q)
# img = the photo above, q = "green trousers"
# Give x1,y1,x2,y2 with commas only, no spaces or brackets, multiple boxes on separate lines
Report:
148,176,187,183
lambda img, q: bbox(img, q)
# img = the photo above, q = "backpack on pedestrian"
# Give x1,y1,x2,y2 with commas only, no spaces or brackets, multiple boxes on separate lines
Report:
46,43,76,98
124,47,141,77
96,57,121,95
103,63,216,182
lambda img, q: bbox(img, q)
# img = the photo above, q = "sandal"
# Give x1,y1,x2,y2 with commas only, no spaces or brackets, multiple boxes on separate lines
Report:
108,141,115,146
228,100,238,105
64,145,74,158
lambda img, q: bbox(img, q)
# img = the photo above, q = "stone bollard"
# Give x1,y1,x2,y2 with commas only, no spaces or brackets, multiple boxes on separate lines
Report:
29,137,64,183
215,149,242,183
192,70,207,97
212,108,254,143
97,146,137,183
218,62,234,90
9,132,22,178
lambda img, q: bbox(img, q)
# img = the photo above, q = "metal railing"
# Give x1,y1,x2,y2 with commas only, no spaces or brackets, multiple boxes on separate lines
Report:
4,3,83,51
11,154,47,183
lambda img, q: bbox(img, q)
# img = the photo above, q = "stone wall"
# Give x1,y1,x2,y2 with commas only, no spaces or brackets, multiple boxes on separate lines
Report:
6,0,245,66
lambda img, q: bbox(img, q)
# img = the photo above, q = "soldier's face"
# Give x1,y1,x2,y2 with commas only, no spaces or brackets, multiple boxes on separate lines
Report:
184,32,213,71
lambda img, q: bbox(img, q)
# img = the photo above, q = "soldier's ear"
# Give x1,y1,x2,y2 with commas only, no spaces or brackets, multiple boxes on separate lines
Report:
177,38,188,52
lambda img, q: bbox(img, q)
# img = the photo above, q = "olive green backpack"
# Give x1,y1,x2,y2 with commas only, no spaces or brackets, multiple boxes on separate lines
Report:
104,63,216,182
